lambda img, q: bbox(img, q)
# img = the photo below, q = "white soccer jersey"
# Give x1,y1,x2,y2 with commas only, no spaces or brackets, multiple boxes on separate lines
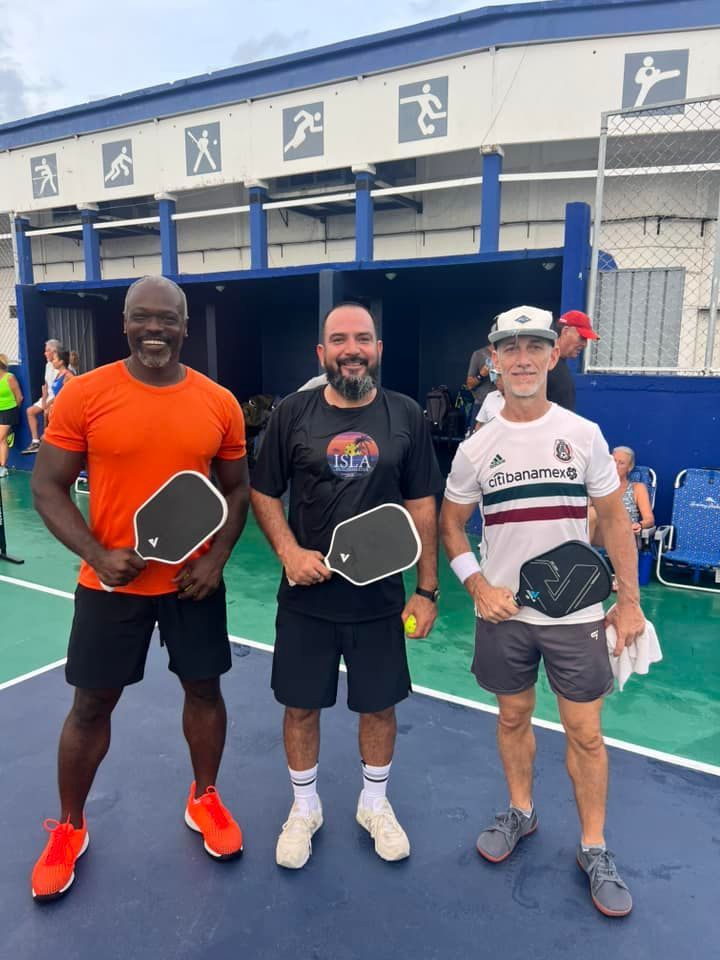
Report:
445,403,619,625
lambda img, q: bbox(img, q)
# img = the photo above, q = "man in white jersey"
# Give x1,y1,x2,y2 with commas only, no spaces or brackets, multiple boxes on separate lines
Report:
440,306,644,919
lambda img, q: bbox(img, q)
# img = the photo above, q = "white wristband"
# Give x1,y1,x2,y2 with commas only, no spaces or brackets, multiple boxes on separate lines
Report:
450,551,481,584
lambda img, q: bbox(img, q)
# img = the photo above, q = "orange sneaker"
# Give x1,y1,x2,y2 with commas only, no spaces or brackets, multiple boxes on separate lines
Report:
184,783,243,860
31,818,89,902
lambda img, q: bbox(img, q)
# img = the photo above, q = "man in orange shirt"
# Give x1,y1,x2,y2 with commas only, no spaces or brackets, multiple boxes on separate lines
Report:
29,276,250,902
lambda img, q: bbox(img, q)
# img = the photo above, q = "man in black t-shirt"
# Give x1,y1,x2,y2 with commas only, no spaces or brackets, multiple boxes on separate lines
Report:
251,302,443,870
546,310,600,411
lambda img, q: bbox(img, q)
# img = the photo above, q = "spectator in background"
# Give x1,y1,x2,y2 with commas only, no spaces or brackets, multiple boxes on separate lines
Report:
547,310,599,411
474,369,505,432
22,338,62,454
466,345,493,419
0,353,23,478
45,348,75,424
69,351,81,375
298,372,328,391
589,446,654,547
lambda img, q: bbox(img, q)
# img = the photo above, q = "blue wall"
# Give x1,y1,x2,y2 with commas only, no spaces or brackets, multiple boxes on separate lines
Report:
576,374,720,524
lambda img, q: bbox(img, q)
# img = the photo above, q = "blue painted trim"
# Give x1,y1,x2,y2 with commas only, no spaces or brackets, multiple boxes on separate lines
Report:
249,187,268,271
480,151,503,253
355,172,374,263
158,198,178,275
81,209,101,283
560,201,591,313
13,218,33,285
1,1,716,149
32,246,564,294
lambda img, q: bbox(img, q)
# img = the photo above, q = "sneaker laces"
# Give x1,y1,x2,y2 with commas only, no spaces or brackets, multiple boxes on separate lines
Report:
491,808,525,840
366,802,402,841
41,819,76,867
196,787,230,829
585,849,628,890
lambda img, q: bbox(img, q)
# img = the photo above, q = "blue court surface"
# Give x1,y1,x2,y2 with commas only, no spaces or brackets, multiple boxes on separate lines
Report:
1,641,717,960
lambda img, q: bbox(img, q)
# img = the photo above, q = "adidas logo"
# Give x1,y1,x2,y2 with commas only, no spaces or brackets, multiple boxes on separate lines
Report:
489,453,505,468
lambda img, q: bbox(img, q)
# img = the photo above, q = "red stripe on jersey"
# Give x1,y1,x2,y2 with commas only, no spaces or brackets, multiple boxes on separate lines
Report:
484,504,588,526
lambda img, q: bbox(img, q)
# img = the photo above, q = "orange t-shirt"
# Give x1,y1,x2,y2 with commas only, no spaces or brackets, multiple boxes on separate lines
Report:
44,360,246,595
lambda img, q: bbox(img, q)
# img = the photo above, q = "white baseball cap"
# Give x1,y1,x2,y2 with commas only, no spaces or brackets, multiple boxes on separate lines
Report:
488,306,557,345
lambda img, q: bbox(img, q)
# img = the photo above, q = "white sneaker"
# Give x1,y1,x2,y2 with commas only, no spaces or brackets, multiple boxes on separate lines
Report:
0,467,8,478
356,796,410,862
275,800,323,869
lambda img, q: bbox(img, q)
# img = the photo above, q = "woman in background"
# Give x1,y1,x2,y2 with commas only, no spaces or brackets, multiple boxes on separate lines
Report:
0,353,23,478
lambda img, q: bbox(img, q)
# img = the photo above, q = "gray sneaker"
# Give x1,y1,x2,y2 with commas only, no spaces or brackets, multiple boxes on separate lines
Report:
577,846,633,917
476,806,538,862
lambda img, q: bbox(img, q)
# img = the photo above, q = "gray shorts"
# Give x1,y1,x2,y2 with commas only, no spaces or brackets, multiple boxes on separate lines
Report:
471,617,613,703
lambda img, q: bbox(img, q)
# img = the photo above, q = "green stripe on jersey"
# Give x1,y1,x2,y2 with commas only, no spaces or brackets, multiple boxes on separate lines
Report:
483,481,587,506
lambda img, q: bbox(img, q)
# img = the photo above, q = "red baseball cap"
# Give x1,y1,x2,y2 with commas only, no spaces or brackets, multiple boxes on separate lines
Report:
559,310,600,341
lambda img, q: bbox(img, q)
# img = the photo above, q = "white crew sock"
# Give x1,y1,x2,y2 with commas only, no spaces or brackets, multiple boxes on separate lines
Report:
289,765,320,815
360,761,392,812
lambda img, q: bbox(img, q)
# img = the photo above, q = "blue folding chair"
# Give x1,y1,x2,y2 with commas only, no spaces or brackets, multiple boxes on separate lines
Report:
629,465,657,510
655,468,720,593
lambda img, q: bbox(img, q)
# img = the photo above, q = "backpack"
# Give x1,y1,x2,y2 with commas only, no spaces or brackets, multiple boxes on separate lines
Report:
425,386,452,434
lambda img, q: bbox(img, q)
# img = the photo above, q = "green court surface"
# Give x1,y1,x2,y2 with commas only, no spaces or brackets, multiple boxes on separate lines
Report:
1,470,719,768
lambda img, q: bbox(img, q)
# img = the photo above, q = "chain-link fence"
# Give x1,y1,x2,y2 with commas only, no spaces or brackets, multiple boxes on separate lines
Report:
0,214,19,364
587,95,720,375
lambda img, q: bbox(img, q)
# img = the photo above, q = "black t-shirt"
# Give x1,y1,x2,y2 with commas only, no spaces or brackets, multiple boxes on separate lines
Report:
251,387,444,622
547,358,576,411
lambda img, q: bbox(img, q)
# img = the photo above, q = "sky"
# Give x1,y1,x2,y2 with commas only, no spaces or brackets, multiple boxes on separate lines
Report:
0,0,533,123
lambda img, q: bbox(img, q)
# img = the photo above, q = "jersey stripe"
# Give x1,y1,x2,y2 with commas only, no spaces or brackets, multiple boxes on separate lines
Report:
483,481,587,506
484,504,588,526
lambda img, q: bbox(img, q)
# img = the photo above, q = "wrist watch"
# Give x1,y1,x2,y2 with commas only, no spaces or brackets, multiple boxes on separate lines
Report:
415,586,440,603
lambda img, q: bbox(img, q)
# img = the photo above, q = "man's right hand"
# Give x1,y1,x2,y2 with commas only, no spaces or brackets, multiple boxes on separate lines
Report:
282,546,333,587
90,548,147,587
467,574,518,623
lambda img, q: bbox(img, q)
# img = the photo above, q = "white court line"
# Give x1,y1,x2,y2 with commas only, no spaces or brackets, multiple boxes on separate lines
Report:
0,658,67,691
0,574,74,600
2,574,718,778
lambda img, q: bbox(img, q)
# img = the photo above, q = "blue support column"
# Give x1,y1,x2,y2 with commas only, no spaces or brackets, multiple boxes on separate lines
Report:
318,270,345,341
353,164,375,262
247,180,268,271
560,201,592,314
480,146,504,253
78,204,101,282
155,193,178,276
13,217,33,285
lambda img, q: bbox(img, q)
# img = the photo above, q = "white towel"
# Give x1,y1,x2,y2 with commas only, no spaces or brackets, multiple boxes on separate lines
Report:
605,606,663,692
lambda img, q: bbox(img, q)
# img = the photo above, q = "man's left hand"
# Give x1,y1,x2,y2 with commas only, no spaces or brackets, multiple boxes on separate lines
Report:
402,594,437,639
605,600,646,657
173,553,224,602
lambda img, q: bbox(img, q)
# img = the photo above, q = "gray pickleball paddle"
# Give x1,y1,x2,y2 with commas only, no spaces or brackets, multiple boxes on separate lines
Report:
288,503,422,587
101,471,227,591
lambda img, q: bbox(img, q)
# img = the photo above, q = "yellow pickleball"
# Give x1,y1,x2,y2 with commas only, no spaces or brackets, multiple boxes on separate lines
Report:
405,615,417,635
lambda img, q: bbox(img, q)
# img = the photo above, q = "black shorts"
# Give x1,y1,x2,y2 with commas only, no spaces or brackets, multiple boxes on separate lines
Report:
272,608,411,714
0,408,19,427
66,583,232,689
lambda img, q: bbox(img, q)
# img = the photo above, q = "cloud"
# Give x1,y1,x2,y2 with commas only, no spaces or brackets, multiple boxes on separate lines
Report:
232,29,310,66
0,61,33,122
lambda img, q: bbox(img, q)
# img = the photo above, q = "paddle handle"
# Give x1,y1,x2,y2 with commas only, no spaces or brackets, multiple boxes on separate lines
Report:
286,557,330,588
98,547,143,592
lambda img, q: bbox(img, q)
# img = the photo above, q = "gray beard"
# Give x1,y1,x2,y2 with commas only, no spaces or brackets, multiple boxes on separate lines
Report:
327,368,377,401
136,345,172,368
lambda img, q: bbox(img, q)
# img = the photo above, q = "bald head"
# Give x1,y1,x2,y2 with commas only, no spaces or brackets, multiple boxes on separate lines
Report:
123,275,188,322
